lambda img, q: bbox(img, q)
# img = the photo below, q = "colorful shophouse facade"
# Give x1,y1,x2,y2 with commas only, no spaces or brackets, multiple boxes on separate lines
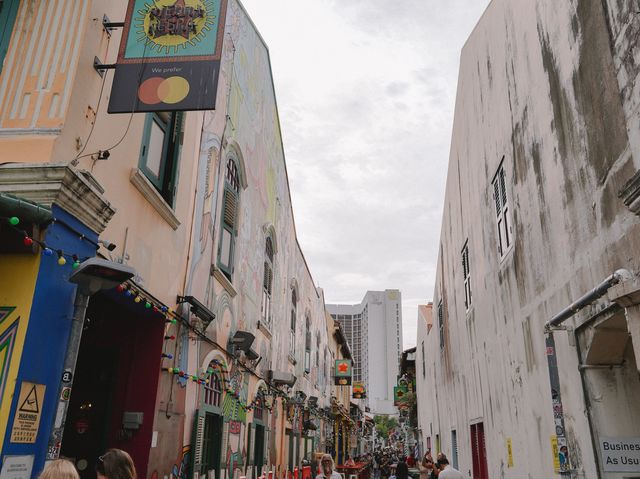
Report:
0,1,361,478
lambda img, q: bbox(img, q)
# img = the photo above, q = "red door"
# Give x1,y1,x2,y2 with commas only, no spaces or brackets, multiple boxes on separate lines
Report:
470,423,489,479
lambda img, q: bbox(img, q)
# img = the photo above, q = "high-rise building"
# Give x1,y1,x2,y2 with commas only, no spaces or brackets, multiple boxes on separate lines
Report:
327,290,402,415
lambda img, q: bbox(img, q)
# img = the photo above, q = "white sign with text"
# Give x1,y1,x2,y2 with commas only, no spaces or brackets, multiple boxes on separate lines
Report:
600,437,640,472
0,455,34,479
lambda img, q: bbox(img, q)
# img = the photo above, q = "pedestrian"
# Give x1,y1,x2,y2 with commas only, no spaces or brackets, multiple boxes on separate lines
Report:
95,449,137,479
395,457,409,479
316,454,341,479
435,457,462,479
418,452,434,479
39,459,80,479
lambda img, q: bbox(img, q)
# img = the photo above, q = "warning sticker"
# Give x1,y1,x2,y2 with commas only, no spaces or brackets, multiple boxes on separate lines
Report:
10,382,46,444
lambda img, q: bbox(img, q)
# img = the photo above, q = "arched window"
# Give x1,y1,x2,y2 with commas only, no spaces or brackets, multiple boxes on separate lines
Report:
203,368,223,408
304,316,311,373
289,289,297,358
218,157,240,280
261,236,274,328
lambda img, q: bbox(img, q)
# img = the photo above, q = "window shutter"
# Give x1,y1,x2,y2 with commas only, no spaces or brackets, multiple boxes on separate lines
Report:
191,409,206,475
223,189,237,229
493,180,501,217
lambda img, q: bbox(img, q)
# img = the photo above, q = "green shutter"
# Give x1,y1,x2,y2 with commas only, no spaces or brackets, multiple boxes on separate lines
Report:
191,409,206,476
0,0,19,74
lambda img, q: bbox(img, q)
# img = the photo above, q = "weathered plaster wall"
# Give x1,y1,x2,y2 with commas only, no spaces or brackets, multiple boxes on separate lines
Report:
420,0,640,477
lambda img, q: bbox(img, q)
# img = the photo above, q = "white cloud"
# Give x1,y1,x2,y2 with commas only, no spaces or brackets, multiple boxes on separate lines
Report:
240,0,491,348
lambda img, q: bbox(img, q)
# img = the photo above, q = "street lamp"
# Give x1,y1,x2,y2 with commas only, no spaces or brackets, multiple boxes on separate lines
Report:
46,258,136,461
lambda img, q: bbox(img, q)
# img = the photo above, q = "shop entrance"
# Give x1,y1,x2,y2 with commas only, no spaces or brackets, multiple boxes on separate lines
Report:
60,292,164,479
577,308,640,478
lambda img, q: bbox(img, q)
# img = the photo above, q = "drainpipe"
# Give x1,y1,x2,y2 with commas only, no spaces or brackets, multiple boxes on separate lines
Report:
544,269,632,330
544,269,632,477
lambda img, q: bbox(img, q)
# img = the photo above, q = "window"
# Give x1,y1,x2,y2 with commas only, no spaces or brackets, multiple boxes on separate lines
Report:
462,240,472,310
304,317,311,373
492,160,513,258
437,300,444,353
217,157,241,280
451,429,458,469
261,237,274,328
139,111,183,206
421,341,426,378
289,289,297,359
203,370,223,408
0,0,19,75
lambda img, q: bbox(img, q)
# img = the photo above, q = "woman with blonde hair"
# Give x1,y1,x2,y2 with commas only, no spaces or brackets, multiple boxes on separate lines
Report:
95,449,137,479
38,459,79,479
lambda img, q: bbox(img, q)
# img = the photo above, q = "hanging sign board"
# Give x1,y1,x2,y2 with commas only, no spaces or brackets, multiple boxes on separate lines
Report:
10,382,46,443
599,437,640,472
108,0,228,113
334,359,352,385
393,385,407,406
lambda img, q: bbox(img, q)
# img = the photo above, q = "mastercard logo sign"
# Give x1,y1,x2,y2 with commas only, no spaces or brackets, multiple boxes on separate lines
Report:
138,76,190,105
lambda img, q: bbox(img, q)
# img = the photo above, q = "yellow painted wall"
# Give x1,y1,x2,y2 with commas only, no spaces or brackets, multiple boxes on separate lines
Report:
0,254,40,453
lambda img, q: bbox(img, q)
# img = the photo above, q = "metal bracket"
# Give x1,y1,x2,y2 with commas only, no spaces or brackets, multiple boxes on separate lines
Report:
93,57,117,77
102,15,125,37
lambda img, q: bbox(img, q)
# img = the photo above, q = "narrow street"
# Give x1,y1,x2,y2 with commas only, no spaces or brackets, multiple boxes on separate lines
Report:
0,1,639,479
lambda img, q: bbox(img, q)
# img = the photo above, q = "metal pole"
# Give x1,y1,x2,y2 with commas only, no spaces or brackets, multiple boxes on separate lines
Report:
46,290,89,461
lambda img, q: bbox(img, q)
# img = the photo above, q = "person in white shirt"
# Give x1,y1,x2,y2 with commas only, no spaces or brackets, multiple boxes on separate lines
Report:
436,457,463,479
316,454,342,479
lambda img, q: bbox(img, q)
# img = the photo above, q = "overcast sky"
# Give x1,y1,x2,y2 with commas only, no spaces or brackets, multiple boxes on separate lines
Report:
240,0,492,349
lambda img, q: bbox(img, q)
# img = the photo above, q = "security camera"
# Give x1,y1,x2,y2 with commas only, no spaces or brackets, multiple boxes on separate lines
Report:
98,239,117,251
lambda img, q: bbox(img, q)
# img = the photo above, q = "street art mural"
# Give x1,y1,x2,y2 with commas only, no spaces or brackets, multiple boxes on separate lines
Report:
172,444,191,479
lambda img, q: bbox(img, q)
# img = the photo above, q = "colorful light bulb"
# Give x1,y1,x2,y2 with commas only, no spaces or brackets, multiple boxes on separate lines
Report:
8,217,19,226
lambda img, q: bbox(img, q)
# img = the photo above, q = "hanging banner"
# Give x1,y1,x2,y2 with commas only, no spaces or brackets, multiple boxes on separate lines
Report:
334,359,352,385
108,0,228,113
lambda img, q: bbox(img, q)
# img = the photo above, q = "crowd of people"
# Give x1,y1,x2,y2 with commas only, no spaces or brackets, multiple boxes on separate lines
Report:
365,447,463,479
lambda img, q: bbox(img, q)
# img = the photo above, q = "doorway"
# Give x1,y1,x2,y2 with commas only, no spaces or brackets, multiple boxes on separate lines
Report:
60,292,164,479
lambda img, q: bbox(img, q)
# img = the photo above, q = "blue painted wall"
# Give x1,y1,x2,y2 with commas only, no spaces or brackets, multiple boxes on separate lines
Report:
1,205,98,477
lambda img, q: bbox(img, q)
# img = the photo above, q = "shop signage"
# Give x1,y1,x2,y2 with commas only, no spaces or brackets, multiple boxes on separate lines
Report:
334,359,352,385
393,386,407,406
0,455,34,479
599,437,640,472
10,382,46,444
352,382,366,399
108,0,228,113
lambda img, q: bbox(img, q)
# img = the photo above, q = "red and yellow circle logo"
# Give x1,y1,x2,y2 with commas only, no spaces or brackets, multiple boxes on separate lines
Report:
138,76,190,105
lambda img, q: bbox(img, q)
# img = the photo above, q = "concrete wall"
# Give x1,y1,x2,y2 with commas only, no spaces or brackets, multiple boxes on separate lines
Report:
418,0,640,478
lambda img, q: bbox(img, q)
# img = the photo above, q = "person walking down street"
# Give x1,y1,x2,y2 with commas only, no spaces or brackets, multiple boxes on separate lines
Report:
418,452,436,479
95,449,137,479
316,454,341,479
435,457,462,479
39,459,80,479
395,457,409,479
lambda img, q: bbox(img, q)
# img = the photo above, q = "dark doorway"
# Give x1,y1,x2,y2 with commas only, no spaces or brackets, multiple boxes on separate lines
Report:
60,292,164,479
470,422,489,479
202,413,224,479
254,424,265,479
